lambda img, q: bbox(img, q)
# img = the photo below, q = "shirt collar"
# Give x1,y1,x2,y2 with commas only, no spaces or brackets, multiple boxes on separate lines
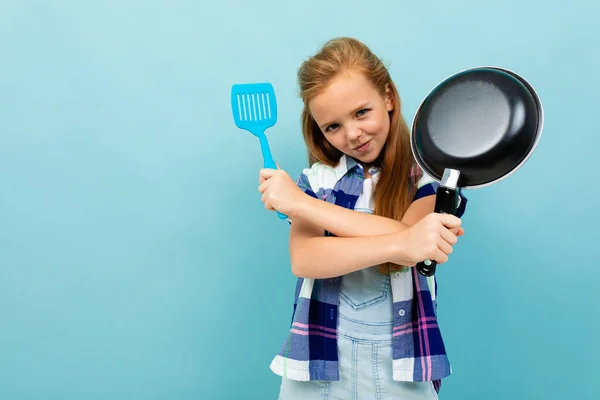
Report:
334,154,381,182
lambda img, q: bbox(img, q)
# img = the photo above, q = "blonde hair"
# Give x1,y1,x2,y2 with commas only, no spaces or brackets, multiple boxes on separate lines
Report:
297,37,421,273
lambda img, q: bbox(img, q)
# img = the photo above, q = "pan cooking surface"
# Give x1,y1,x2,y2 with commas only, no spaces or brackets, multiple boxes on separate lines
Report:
412,68,541,188
425,80,513,158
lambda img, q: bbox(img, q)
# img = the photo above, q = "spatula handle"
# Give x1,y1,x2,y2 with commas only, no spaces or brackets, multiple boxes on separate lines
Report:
259,135,287,220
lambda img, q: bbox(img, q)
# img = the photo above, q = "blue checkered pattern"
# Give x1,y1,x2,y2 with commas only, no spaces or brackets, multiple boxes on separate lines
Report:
270,155,467,393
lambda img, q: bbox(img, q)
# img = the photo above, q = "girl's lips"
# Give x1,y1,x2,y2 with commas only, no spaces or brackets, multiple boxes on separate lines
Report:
354,141,371,152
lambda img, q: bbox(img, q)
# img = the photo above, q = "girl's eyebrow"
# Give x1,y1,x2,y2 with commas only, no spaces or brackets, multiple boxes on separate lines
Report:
351,102,371,113
318,114,340,131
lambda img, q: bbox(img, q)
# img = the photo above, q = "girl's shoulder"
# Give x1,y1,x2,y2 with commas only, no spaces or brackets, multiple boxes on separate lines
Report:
301,160,337,179
297,160,340,194
416,169,437,189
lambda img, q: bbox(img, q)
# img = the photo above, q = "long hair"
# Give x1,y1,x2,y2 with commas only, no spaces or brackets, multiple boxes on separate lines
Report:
297,37,421,273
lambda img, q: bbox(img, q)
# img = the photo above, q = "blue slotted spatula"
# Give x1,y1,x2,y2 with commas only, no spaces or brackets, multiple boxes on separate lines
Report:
231,82,287,219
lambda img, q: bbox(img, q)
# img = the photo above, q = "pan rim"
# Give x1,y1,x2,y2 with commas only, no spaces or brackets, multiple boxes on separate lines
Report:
409,65,545,190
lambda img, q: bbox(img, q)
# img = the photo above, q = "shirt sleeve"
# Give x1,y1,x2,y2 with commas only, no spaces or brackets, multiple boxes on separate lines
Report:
296,171,318,199
287,166,319,224
413,171,468,218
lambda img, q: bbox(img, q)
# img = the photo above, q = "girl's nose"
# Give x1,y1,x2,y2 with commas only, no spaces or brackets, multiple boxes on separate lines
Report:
345,123,362,142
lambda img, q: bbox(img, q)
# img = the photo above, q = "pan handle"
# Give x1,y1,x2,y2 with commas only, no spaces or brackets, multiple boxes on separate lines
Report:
416,169,460,277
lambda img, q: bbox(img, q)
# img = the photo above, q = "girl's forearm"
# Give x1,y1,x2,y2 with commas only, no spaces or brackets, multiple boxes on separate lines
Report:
290,233,408,279
295,196,408,238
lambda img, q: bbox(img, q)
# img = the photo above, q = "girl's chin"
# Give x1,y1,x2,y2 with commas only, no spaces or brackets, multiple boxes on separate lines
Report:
353,149,381,165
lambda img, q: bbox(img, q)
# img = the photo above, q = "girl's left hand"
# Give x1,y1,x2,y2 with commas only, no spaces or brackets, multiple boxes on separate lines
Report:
258,168,306,218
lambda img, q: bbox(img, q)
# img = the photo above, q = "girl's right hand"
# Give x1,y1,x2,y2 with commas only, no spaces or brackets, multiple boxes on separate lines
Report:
258,168,308,218
392,213,463,266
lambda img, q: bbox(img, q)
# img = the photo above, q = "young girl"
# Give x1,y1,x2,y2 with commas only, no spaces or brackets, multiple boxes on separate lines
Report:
258,37,467,400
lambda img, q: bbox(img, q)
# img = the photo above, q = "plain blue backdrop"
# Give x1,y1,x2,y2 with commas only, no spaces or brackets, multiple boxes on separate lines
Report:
1,0,598,399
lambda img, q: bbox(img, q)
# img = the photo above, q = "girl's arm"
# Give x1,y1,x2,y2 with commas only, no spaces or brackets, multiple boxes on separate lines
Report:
294,194,409,236
293,193,441,237
289,217,405,279
289,211,462,279
258,168,465,239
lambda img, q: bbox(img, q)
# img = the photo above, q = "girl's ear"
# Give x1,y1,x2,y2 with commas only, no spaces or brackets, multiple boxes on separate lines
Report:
384,84,394,112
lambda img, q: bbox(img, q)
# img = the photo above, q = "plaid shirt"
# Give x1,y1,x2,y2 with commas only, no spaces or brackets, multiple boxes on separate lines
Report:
270,155,467,392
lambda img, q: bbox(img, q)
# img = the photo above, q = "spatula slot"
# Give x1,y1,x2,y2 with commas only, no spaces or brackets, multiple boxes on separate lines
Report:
234,92,274,122
259,93,266,120
250,94,257,121
239,94,247,121
265,93,272,119
236,95,243,121
255,93,262,121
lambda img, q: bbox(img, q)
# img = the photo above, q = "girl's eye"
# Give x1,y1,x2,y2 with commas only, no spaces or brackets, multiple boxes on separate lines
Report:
325,124,339,132
356,108,370,117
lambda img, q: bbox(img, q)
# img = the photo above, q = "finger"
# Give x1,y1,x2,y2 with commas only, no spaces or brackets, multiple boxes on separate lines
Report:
261,190,275,204
449,226,463,235
437,214,462,229
437,238,453,256
259,168,277,179
449,226,465,236
439,227,458,245
263,199,274,211
433,249,449,264
258,180,269,193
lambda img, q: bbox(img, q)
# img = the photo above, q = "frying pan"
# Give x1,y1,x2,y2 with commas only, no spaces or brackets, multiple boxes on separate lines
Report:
410,66,544,276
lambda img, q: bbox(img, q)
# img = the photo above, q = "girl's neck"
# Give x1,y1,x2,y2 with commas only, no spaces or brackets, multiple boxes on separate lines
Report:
360,161,378,179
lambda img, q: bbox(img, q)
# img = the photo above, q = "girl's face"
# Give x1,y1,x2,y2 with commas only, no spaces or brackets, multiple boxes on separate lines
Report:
308,70,394,166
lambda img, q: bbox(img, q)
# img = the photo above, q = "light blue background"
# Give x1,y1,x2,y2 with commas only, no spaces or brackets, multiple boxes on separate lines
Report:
1,1,598,399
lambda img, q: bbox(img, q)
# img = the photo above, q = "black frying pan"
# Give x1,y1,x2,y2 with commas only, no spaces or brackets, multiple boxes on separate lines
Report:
410,66,544,276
